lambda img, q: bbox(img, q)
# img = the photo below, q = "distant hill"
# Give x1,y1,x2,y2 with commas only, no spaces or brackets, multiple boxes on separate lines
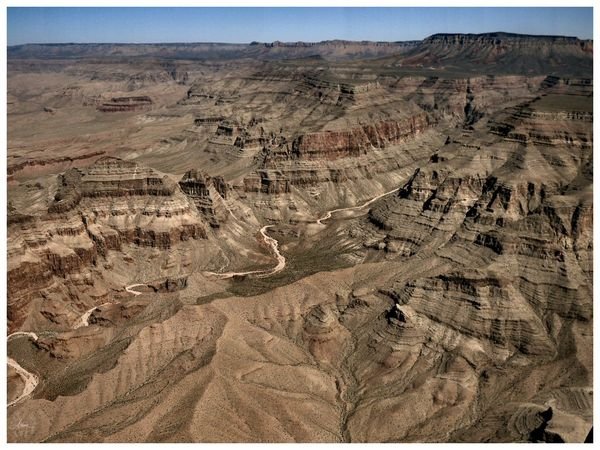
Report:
8,33,592,75
7,40,420,61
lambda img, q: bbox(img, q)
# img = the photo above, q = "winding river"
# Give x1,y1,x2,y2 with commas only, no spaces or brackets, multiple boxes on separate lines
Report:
316,187,401,225
204,225,285,279
7,332,39,407
8,303,116,407
7,186,400,406
73,302,114,329
206,187,400,279
125,284,146,296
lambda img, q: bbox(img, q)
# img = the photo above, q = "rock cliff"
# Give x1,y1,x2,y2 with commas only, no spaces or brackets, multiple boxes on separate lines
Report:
179,169,230,227
8,157,209,331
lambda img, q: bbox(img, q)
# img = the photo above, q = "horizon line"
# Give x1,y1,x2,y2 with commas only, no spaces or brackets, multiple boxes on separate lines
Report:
8,31,593,47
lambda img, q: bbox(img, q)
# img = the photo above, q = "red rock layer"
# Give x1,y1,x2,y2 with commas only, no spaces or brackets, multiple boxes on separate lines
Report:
288,114,431,160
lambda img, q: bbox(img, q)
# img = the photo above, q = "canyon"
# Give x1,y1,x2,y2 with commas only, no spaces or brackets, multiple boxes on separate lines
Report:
6,32,593,443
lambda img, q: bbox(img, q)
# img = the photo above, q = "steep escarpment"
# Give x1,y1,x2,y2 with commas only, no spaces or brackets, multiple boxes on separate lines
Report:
384,271,556,356
179,169,230,227
399,33,592,75
293,76,383,106
287,114,432,160
207,68,557,197
8,213,101,331
243,170,291,194
367,140,591,315
367,161,489,256
457,176,593,320
245,132,440,193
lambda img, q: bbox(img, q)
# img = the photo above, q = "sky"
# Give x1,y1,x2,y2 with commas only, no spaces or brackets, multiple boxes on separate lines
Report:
7,7,593,46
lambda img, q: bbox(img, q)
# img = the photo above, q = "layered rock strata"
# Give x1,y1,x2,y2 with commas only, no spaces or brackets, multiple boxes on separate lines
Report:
8,157,208,331
97,96,153,112
243,170,291,194
285,114,431,161
179,169,230,227
489,95,592,148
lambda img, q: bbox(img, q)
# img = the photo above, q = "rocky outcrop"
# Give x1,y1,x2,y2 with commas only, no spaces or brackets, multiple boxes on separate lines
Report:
212,176,228,199
216,123,235,137
70,158,207,247
7,213,99,330
462,180,593,320
368,162,591,319
148,276,188,293
48,168,83,214
382,141,589,332
179,169,230,227
97,96,153,112
48,157,179,213
368,164,487,256
194,116,225,125
240,118,442,192
80,157,177,197
243,170,291,194
398,75,547,124
293,76,382,106
361,83,592,332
